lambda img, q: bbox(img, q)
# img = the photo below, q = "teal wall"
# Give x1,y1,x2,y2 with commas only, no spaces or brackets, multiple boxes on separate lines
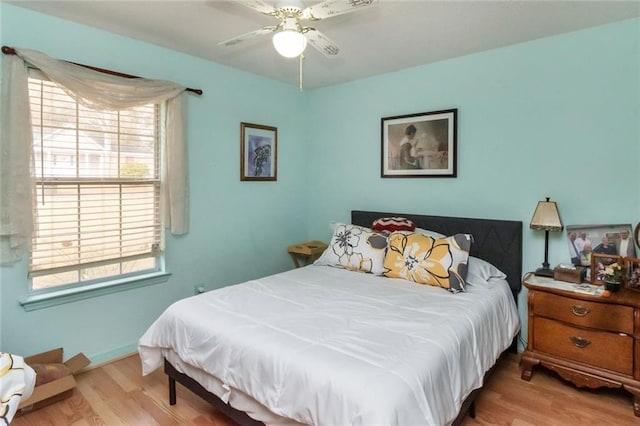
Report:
305,19,640,335
1,2,638,361
0,4,308,363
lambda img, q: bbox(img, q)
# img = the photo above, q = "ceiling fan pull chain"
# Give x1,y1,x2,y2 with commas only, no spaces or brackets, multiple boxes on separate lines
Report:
299,53,305,92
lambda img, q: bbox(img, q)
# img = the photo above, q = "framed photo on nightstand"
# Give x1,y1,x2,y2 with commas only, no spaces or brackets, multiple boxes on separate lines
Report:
626,257,640,291
566,224,635,267
590,253,622,285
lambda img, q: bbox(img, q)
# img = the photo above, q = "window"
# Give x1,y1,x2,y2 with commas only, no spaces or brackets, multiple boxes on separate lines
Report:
28,76,162,291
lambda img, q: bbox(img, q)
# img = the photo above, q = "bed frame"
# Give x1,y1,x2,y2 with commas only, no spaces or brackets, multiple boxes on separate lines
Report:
164,210,523,426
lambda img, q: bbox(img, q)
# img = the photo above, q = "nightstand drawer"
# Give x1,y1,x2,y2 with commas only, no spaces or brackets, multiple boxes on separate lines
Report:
533,292,634,334
534,317,633,376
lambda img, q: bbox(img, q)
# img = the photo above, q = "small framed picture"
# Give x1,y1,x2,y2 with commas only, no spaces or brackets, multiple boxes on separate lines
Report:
381,109,457,178
626,257,640,291
240,122,277,181
590,253,622,285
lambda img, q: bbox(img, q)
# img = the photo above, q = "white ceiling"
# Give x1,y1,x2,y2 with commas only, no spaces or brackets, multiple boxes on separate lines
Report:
6,1,640,89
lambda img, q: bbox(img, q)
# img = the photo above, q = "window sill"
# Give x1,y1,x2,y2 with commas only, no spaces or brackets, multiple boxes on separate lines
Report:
20,271,172,311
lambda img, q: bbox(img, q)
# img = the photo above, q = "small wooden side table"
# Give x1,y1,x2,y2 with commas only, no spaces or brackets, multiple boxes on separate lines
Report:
287,240,328,268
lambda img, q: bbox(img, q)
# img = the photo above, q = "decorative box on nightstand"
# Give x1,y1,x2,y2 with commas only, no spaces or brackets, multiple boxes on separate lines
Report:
520,272,640,417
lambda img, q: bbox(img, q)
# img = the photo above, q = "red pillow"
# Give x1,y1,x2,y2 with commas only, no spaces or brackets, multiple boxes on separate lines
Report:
372,217,416,234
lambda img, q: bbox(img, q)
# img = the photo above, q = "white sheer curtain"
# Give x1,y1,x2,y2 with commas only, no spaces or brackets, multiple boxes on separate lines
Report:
0,48,190,265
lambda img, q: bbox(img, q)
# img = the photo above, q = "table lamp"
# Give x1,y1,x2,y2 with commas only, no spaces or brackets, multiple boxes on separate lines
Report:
530,197,563,277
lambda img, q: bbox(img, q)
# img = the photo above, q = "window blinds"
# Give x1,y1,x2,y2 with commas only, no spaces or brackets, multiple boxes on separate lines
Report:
28,77,161,287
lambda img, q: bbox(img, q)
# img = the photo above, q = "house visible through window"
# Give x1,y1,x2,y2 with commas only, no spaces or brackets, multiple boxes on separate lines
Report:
28,76,162,291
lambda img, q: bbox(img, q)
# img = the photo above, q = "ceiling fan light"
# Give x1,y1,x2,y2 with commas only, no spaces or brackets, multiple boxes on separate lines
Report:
272,30,307,58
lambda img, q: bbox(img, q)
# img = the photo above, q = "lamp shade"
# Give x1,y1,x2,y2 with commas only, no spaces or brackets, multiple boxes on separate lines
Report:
530,198,563,232
273,30,307,58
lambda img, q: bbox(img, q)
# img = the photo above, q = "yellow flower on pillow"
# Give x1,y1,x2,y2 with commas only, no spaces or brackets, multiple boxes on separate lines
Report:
384,232,471,293
389,237,453,286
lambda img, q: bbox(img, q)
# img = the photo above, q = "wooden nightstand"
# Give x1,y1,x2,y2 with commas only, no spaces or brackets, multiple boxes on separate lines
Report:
287,240,328,268
520,272,640,417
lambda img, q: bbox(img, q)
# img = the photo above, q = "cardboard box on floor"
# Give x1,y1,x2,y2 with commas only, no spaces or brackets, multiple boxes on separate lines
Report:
17,348,90,413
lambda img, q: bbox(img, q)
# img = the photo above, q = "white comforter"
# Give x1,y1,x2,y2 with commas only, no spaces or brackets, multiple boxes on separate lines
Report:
139,266,519,426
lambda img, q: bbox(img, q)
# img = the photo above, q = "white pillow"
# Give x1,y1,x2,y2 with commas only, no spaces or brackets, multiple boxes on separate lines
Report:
409,229,506,283
466,256,507,285
414,227,445,239
315,223,387,275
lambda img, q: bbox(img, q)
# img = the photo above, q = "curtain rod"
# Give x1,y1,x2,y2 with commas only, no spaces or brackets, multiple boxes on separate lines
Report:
2,46,203,95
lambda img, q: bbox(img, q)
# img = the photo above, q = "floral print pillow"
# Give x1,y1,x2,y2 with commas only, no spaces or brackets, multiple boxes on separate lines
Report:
314,223,388,275
383,232,472,293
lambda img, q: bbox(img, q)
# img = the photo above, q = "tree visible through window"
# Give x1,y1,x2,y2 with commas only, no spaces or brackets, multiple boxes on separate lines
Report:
28,77,162,291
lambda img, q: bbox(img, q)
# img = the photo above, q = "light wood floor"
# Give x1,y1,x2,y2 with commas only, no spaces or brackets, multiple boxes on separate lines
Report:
13,353,638,425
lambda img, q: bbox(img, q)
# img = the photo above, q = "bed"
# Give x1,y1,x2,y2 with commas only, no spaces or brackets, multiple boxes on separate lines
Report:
139,210,522,425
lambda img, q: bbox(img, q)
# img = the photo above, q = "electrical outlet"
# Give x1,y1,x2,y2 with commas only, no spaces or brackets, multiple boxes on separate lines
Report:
194,284,205,295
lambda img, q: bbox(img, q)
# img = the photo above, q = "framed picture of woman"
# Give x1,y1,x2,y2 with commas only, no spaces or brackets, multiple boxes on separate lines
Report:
381,109,457,178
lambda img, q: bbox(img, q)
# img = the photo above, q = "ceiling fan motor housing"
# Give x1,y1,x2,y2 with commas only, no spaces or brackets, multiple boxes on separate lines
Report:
277,6,303,18
281,16,303,32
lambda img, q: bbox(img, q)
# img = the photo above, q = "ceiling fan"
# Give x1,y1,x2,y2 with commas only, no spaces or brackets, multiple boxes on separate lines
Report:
219,0,378,59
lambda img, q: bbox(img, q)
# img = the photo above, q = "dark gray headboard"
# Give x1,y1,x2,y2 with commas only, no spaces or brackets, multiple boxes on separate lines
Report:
351,210,523,299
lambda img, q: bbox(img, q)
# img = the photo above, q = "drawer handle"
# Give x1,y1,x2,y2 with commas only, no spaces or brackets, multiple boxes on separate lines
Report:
570,336,591,348
571,305,590,317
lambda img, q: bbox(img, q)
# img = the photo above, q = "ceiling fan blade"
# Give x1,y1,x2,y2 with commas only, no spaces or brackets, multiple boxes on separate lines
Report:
304,28,340,57
218,26,278,47
236,0,277,16
301,0,378,21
